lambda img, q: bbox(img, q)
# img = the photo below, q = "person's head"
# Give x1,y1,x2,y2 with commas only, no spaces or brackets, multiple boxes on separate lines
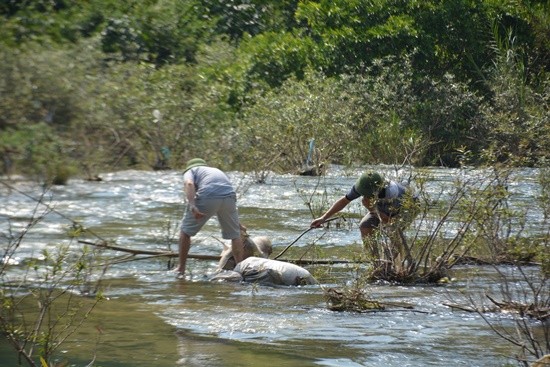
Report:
184,158,207,173
355,172,384,197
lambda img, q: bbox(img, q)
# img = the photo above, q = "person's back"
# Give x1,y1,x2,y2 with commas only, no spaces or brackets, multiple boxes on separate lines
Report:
185,166,234,198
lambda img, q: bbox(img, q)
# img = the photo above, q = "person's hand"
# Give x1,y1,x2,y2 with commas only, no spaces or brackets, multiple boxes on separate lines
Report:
310,217,325,228
190,205,205,220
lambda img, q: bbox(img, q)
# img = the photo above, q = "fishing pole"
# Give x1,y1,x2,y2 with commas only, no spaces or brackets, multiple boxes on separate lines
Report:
273,216,343,260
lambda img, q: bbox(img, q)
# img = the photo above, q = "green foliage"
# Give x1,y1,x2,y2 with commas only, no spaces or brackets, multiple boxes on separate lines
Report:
100,1,211,64
0,37,242,177
0,45,80,130
337,56,484,167
294,0,496,82
407,72,486,166
0,43,93,181
0,0,549,176
0,123,76,184
340,57,428,165
234,71,367,173
238,31,315,88
295,0,418,74
480,27,550,166
197,0,300,40
197,0,270,40
80,60,234,170
464,167,526,261
100,15,144,60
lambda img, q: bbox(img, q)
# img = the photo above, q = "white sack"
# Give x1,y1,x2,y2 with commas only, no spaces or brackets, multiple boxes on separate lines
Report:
233,257,317,286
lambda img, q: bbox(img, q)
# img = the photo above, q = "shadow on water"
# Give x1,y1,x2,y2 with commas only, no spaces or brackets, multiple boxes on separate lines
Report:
175,330,346,367
0,291,180,367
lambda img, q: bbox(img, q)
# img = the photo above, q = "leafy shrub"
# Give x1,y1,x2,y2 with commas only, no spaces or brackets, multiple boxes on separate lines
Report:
233,71,367,174
480,30,550,167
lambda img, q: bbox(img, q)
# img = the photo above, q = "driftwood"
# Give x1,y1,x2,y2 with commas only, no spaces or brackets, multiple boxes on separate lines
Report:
323,287,424,313
324,287,384,312
78,240,219,260
448,254,542,267
485,294,550,321
77,240,359,265
443,295,549,321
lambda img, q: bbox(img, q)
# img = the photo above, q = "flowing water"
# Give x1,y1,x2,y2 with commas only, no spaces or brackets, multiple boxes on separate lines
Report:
0,166,546,367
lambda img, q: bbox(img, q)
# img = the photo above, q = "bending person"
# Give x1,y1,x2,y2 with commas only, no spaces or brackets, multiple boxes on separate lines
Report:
175,158,244,277
311,171,413,240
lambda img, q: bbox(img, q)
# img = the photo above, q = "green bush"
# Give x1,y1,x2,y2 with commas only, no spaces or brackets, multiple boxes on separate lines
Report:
233,71,367,174
480,30,550,167
0,123,75,184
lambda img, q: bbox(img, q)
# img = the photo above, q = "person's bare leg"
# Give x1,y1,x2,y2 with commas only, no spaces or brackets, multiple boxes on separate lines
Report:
231,237,244,264
360,225,375,240
177,232,191,275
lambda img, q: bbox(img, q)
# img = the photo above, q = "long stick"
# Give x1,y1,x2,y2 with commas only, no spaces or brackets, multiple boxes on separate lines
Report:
273,216,342,260
78,240,219,260
78,239,360,265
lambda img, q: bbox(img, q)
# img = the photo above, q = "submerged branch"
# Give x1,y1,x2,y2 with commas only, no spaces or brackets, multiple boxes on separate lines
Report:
443,298,549,321
77,239,360,265
78,240,218,260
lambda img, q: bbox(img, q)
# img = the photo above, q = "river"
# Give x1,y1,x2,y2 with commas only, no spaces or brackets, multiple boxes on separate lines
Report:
0,165,546,366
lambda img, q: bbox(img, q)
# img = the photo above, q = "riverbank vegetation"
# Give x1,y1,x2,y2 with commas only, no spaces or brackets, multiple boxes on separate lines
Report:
1,0,549,183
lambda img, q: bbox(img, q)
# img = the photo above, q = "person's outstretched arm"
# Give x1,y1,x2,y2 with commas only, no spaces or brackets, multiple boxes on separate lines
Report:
310,196,351,227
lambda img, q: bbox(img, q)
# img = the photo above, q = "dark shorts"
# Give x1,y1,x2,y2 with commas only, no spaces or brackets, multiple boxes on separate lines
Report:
359,212,380,229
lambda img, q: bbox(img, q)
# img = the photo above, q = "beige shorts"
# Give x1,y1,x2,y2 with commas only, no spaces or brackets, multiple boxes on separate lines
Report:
181,195,240,239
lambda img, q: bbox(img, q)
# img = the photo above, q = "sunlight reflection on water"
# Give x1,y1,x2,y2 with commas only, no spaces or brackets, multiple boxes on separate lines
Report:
0,165,544,366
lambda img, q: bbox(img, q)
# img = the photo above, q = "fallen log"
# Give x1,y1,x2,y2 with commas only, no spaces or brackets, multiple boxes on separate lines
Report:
278,258,362,265
77,240,361,265
77,240,219,261
443,299,549,321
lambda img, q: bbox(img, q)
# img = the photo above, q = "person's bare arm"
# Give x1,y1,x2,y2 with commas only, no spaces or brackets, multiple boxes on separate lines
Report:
184,179,204,219
310,196,351,227
184,179,196,204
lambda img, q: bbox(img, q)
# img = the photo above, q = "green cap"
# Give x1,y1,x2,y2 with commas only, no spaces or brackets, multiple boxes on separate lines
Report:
184,158,207,173
355,172,383,197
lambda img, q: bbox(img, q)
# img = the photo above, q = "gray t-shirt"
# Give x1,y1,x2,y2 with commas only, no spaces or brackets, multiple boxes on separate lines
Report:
183,166,235,199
